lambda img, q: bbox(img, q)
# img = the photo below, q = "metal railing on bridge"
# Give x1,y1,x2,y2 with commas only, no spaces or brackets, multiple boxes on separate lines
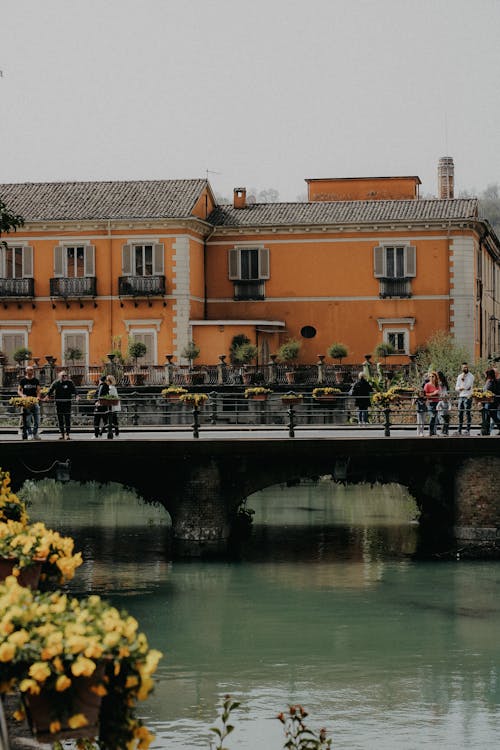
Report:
0,390,495,439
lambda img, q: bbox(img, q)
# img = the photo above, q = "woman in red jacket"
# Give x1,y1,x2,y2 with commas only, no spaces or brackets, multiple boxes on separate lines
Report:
424,371,440,436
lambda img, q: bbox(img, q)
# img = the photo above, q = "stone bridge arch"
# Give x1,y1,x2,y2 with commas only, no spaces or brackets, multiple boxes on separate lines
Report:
1,438,499,558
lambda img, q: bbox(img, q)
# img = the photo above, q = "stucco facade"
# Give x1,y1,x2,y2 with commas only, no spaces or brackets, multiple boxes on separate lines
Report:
0,173,499,368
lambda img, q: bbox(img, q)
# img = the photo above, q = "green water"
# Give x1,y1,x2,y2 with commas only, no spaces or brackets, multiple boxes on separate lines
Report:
22,480,500,750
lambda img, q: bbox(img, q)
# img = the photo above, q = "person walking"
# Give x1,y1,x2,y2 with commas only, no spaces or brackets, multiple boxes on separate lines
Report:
455,362,474,435
424,371,440,436
105,375,121,436
47,371,78,440
17,365,41,440
350,371,372,426
481,368,500,435
93,375,109,438
414,389,427,436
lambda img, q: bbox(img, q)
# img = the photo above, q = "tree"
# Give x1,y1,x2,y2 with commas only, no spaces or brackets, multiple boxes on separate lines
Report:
277,339,301,365
479,183,500,237
373,342,395,362
181,341,200,368
233,342,258,364
127,340,147,366
327,342,349,364
413,330,476,385
0,198,24,247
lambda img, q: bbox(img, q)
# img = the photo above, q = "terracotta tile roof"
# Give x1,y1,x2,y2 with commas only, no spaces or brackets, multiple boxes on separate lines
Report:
207,198,480,227
0,179,209,221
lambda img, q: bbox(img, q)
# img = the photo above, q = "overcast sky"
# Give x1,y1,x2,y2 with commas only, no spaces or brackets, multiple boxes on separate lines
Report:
1,0,500,201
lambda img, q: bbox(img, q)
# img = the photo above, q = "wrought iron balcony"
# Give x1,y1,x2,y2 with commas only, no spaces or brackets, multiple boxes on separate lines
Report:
118,275,166,297
233,280,265,300
50,277,97,298
379,278,412,298
0,278,35,298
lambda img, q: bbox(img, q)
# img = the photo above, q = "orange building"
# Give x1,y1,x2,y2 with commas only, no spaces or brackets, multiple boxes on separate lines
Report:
1,159,499,369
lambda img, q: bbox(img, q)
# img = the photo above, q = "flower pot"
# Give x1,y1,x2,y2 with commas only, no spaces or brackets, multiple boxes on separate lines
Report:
164,394,181,401
23,664,105,743
0,558,43,589
249,394,268,401
315,396,337,403
128,372,146,386
281,398,302,406
474,396,494,404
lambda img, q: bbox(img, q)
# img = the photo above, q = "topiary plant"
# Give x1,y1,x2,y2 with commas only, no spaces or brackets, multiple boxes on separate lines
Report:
181,341,200,368
277,339,301,366
327,342,348,364
12,347,32,365
233,342,258,364
128,340,147,366
374,341,396,361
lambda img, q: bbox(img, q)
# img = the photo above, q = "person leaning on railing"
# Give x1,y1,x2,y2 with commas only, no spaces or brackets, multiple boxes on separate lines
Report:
424,371,440,436
455,363,474,435
17,365,41,440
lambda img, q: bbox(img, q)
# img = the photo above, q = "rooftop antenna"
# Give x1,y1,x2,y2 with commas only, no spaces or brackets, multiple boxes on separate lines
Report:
206,169,221,179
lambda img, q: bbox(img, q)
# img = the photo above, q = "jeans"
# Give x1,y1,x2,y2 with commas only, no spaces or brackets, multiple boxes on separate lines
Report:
56,405,72,436
458,396,472,431
427,402,438,434
22,403,40,438
358,408,369,424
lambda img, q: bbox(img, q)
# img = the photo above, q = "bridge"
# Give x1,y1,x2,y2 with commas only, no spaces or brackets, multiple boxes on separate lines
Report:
1,428,499,559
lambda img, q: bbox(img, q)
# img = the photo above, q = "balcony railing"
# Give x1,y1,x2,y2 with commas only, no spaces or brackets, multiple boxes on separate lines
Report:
0,278,35,298
233,280,265,300
50,277,97,298
118,275,166,297
379,278,412,298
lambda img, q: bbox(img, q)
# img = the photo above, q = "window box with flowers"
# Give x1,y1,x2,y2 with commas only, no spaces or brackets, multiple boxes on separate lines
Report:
371,388,400,409
312,387,341,403
161,386,188,401
9,396,39,411
281,392,303,406
0,575,162,747
244,387,272,401
472,388,495,404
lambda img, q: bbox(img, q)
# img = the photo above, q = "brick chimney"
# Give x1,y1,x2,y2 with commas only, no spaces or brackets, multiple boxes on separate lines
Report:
438,157,454,199
233,187,247,209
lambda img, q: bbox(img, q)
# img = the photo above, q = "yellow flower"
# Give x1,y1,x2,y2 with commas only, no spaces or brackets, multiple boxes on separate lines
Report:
28,661,51,683
19,679,41,695
71,657,96,678
55,674,72,692
68,714,88,729
49,720,62,734
67,634,89,654
90,683,107,696
125,675,139,689
134,725,155,750
7,629,29,646
0,642,16,662
13,709,26,722
136,676,154,701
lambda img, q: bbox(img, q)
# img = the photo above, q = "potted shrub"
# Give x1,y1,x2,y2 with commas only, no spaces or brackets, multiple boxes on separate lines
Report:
277,339,301,383
233,342,258,384
65,347,84,385
373,341,396,363
327,342,348,364
13,347,32,366
181,342,203,384
127,340,148,386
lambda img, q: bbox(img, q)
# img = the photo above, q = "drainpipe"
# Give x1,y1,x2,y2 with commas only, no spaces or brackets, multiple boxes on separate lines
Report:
108,220,113,351
203,225,216,320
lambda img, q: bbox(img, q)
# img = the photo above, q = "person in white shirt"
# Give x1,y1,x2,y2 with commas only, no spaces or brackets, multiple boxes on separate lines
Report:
455,362,474,434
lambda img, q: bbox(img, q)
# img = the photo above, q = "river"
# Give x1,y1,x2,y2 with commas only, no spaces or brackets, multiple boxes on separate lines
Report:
21,479,500,750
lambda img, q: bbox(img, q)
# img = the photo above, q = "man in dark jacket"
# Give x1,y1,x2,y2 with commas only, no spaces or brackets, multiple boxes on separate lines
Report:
351,372,373,426
47,371,78,440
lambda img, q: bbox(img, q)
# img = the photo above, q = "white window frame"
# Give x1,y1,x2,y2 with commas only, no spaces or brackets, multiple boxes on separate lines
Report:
54,243,95,278
228,246,270,281
383,328,409,355
122,242,164,277
129,328,157,365
61,329,89,368
374,244,416,278
0,245,33,279
0,329,29,364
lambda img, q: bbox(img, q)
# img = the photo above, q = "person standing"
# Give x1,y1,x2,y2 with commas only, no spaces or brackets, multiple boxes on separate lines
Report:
18,365,41,440
455,362,474,435
93,375,109,438
482,368,500,435
351,371,372,426
424,371,440,436
437,393,451,436
105,375,121,436
47,371,78,440
413,389,427,436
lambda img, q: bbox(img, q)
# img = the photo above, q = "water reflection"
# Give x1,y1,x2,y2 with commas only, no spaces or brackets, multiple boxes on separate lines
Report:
19,479,500,750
